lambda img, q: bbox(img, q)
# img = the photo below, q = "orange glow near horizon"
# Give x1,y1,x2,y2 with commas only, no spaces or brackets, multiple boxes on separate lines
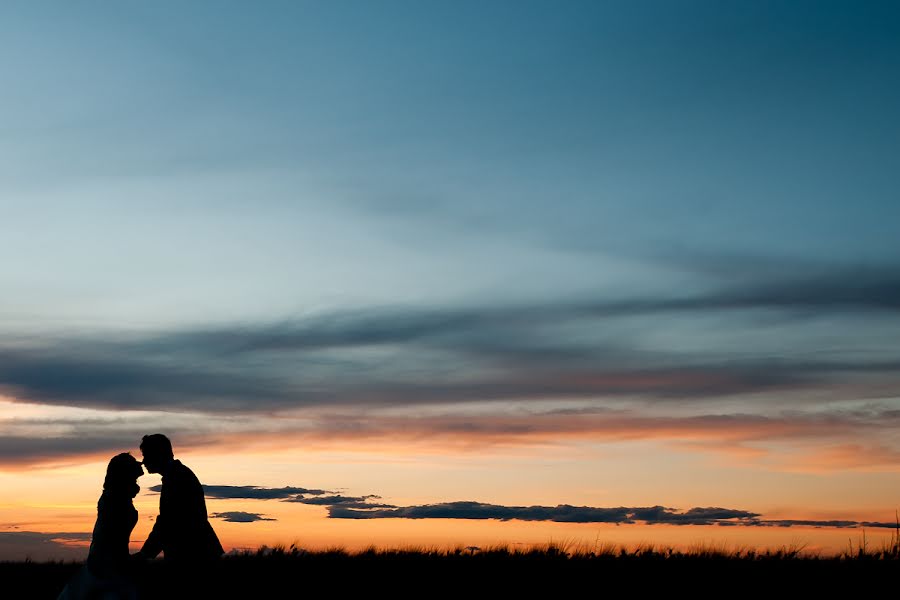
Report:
2,398,899,561
2,442,899,561
5,499,898,560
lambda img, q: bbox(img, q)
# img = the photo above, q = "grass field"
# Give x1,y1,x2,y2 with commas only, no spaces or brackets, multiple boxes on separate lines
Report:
5,538,899,599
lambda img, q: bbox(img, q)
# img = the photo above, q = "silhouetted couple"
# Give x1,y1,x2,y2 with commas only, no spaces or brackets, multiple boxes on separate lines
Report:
58,434,223,599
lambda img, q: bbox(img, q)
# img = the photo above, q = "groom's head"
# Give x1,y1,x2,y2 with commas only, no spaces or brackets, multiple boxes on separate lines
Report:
140,433,174,474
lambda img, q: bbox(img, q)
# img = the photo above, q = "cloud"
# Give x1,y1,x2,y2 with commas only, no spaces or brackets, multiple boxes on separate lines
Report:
148,265,900,361
628,506,760,525
173,480,899,530
0,347,296,413
210,511,276,523
1,264,899,416
164,485,396,509
252,406,900,460
1,265,898,469
202,485,332,499
285,494,397,509
6,402,900,469
749,519,899,529
0,339,895,418
0,531,92,561
146,485,334,499
654,260,900,312
0,415,224,467
0,433,151,468
326,501,761,525
792,444,900,471
327,501,896,530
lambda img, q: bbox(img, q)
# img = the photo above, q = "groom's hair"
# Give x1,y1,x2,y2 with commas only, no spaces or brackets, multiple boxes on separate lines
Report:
141,433,174,459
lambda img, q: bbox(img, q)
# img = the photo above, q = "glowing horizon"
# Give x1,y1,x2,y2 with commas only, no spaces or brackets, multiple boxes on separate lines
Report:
2,396,898,560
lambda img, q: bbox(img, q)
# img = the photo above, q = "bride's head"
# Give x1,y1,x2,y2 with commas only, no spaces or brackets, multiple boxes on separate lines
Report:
104,453,144,498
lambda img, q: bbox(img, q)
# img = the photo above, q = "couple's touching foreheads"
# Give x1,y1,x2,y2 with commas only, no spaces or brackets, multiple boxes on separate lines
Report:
58,434,224,600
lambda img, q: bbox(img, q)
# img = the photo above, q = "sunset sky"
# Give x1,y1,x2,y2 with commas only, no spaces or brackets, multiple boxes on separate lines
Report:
2,1,900,560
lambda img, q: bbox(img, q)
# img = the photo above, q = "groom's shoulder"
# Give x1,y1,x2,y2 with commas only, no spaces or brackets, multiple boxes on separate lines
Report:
169,459,201,485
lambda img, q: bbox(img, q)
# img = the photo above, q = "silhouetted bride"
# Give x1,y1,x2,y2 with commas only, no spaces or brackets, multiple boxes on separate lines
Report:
57,453,144,600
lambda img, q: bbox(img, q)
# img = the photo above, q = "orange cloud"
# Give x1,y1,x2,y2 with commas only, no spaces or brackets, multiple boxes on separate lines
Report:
3,397,898,473
196,405,899,472
788,444,900,472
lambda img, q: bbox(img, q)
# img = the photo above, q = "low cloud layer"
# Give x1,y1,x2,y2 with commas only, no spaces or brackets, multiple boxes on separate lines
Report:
157,485,396,510
285,494,396,509
0,531,92,561
327,501,761,525
210,511,276,523
149,484,334,500
200,485,332,499
197,483,896,530
329,501,899,529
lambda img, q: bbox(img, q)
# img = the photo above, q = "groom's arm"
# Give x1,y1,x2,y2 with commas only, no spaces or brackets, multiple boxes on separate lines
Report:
137,515,164,559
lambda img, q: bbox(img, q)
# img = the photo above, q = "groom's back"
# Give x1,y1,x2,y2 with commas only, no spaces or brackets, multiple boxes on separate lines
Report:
158,460,224,562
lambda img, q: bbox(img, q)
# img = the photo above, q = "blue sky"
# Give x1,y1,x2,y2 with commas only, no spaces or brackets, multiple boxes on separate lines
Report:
3,1,899,329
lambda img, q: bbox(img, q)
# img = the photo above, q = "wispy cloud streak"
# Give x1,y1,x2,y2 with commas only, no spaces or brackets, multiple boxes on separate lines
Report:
5,403,900,468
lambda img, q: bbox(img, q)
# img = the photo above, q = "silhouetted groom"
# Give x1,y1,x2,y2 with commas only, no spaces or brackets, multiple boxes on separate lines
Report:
135,434,224,563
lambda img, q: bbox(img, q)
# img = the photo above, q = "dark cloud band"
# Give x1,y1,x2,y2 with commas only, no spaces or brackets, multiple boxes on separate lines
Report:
326,501,760,525
2,265,900,415
327,501,898,529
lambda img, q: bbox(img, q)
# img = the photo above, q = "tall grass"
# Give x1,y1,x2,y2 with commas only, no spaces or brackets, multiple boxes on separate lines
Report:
842,510,900,560
8,535,900,599
223,536,900,561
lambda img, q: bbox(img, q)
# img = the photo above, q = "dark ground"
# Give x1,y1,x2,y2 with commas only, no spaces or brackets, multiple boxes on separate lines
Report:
6,549,899,599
